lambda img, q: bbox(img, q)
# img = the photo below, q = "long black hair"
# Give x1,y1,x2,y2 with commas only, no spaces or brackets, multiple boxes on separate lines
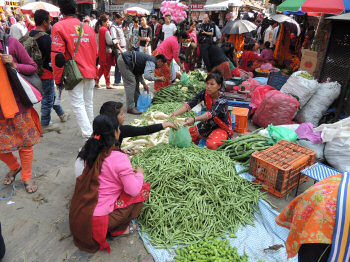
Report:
99,101,123,122
206,70,224,89
78,115,119,168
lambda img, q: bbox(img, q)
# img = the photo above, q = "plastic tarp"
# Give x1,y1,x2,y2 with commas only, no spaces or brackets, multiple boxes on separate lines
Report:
204,0,242,11
138,165,297,262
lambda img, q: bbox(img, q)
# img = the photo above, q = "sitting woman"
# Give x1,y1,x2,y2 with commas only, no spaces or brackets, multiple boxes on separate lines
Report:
207,44,232,80
239,40,259,72
69,115,150,253
170,71,233,150
222,41,238,68
260,41,274,63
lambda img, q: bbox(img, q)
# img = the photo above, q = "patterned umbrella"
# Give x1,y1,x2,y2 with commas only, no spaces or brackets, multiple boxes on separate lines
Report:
124,7,150,16
21,1,60,17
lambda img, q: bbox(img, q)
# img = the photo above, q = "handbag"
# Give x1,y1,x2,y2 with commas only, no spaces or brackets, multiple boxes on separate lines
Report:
20,73,43,95
62,22,83,91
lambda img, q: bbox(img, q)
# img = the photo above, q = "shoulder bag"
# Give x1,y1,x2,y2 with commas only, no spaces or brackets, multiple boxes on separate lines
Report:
62,22,83,90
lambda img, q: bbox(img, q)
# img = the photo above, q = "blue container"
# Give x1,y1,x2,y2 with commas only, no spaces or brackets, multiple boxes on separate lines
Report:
227,100,252,114
198,139,207,147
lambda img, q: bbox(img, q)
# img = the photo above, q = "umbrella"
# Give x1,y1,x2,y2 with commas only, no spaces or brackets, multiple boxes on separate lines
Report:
221,19,257,35
277,0,305,12
124,7,150,16
301,0,350,14
271,14,301,36
21,1,60,17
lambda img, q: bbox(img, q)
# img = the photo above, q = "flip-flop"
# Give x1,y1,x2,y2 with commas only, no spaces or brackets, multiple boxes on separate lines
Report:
3,167,22,185
23,181,38,194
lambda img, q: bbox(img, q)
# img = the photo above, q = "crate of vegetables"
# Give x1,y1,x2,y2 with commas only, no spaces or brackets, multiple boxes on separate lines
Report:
249,140,316,198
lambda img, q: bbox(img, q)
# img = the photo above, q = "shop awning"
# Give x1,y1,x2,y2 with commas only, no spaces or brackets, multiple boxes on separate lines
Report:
123,2,153,12
327,13,350,20
204,0,242,11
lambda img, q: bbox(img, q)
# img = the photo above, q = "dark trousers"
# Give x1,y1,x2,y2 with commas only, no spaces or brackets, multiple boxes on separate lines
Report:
298,244,331,262
199,43,212,71
151,37,159,52
41,79,65,126
0,223,5,260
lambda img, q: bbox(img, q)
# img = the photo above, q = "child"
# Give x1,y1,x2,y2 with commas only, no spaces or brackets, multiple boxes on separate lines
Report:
260,41,274,62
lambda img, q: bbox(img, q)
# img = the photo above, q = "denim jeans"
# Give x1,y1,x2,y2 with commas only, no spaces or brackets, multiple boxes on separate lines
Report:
41,79,65,126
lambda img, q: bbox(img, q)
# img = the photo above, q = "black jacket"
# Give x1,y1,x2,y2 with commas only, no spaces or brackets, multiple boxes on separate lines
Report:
122,51,156,76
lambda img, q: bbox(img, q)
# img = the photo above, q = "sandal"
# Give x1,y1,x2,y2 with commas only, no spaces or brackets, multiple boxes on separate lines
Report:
3,167,22,185
110,222,138,238
23,181,38,194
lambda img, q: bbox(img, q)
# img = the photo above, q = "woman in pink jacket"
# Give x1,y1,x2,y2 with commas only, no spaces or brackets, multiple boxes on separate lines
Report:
96,14,115,89
69,115,149,253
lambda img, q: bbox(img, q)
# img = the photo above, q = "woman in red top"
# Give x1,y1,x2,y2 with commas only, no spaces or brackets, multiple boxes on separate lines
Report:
96,14,114,89
239,40,259,72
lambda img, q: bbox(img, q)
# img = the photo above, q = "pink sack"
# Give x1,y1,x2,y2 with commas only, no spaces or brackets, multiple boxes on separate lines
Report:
249,85,274,113
253,90,299,128
241,77,260,93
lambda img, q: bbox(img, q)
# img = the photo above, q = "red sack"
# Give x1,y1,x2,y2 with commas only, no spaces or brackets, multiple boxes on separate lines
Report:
249,85,274,113
252,90,299,128
241,78,260,93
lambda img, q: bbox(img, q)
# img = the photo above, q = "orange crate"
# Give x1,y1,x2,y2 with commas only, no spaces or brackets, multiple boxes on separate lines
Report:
232,107,249,133
249,140,316,198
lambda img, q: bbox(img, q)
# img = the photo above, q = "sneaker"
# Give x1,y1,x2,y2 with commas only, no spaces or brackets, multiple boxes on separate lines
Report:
59,113,70,122
41,123,61,134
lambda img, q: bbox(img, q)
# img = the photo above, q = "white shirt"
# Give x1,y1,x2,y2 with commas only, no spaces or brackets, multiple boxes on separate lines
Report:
272,26,280,45
9,23,27,40
264,25,273,44
162,23,177,40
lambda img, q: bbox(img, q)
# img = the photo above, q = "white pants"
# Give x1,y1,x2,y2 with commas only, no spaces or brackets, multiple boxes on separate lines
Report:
68,79,94,139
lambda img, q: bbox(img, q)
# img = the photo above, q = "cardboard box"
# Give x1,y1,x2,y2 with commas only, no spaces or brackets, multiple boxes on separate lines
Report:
300,49,318,76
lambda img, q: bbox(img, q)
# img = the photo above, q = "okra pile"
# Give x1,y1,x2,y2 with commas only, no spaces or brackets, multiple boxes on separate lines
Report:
131,143,265,248
174,237,249,262
218,129,271,168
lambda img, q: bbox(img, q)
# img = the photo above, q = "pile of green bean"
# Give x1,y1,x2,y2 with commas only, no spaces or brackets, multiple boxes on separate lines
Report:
174,237,249,262
217,130,271,168
131,143,265,248
152,85,198,104
146,102,196,118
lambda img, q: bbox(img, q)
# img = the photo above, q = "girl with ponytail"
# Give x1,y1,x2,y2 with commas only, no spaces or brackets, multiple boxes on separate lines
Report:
70,115,149,253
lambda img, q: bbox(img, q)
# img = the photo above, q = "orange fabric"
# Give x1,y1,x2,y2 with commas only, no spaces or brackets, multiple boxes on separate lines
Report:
275,174,341,258
206,128,228,150
0,61,19,119
189,125,201,144
152,50,171,91
30,107,42,134
228,34,244,58
273,24,291,66
285,53,301,72
0,147,34,181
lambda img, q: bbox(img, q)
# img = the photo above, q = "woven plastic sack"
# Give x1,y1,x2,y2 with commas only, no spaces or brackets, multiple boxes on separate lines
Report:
249,85,274,113
169,126,192,148
297,140,325,162
267,124,298,144
252,90,299,128
136,90,152,113
280,71,318,108
295,81,341,126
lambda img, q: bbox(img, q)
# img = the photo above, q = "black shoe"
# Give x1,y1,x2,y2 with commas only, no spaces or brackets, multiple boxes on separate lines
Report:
127,108,142,115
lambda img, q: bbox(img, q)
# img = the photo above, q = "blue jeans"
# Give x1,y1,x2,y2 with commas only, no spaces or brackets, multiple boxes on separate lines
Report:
41,79,65,126
114,54,122,84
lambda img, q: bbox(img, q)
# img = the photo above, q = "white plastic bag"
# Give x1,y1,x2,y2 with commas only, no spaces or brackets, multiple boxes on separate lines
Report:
297,140,325,162
280,71,318,109
314,118,350,172
296,81,341,126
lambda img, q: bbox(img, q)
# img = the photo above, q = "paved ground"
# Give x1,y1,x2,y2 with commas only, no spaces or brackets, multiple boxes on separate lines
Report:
0,69,312,262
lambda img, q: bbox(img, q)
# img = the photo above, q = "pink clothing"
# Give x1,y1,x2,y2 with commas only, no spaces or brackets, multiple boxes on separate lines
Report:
260,49,274,61
155,36,179,62
93,151,144,216
187,29,197,44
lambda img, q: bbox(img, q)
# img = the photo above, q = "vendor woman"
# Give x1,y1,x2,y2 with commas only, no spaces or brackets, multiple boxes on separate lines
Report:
70,115,150,253
276,173,350,262
170,70,233,150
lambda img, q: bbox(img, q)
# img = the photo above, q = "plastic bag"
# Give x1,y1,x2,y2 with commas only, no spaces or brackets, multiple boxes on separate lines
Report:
136,90,152,112
241,78,260,93
180,72,189,85
295,81,341,126
295,123,322,144
254,77,268,85
280,71,318,109
169,126,192,148
252,90,299,128
249,85,274,113
267,124,298,144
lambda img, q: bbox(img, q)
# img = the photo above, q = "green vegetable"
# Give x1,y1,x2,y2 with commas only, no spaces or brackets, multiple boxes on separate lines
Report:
174,238,249,261
131,143,265,248
145,102,196,118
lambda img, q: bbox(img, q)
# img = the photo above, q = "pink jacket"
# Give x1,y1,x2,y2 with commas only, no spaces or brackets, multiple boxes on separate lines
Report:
93,151,144,216
51,16,97,84
155,35,179,62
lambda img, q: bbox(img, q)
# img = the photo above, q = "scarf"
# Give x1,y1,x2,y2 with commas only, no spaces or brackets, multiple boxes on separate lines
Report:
205,91,233,138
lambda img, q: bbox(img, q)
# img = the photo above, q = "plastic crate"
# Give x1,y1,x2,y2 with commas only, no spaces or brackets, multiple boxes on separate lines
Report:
267,71,290,90
232,107,249,133
227,100,252,113
249,140,316,198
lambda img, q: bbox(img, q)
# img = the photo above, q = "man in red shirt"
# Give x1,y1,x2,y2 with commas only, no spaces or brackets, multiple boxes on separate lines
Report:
51,0,97,140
